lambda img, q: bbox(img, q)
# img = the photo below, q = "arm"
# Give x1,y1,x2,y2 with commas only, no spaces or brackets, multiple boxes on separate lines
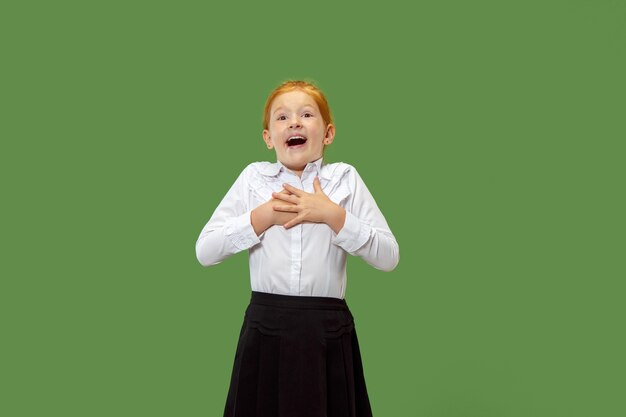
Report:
195,167,297,267
331,167,400,272
195,167,260,267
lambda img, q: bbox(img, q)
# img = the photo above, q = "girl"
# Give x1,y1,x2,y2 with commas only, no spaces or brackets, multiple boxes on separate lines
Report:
196,80,399,417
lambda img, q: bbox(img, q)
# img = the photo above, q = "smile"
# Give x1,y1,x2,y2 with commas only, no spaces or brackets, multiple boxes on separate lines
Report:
286,136,307,149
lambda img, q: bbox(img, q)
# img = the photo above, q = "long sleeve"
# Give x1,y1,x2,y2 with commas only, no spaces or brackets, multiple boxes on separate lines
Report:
331,166,400,272
195,166,261,267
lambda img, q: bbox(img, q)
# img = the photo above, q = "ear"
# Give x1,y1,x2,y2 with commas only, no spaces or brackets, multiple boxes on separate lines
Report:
262,129,273,149
323,124,336,145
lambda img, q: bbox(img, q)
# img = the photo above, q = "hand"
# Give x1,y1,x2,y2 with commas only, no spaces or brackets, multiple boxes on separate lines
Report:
271,177,346,232
250,189,298,236
267,189,298,226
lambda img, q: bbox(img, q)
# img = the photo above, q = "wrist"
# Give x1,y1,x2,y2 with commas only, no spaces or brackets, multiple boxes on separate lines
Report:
325,203,346,234
251,206,271,236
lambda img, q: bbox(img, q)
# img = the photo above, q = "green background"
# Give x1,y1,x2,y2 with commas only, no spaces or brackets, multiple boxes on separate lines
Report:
2,0,624,416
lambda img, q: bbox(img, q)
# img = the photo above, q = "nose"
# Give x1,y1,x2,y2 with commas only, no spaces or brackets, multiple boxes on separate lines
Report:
289,115,302,129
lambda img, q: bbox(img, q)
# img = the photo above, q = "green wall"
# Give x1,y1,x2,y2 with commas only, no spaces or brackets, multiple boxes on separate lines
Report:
2,1,624,416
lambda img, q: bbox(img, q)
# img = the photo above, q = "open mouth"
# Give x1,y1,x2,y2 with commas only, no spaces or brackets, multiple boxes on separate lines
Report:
286,136,307,148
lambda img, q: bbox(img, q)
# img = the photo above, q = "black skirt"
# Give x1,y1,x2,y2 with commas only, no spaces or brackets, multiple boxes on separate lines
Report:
224,291,374,417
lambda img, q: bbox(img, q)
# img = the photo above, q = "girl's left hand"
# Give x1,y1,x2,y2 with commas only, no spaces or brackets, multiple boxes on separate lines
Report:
272,177,345,230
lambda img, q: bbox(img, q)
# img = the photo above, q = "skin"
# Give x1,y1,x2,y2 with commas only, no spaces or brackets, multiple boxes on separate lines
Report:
250,90,346,235
271,177,346,233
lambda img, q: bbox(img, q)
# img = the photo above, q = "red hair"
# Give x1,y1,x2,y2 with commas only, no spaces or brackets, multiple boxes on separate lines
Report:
263,80,334,130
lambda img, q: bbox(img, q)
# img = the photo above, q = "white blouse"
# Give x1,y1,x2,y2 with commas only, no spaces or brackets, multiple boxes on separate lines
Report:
195,157,399,299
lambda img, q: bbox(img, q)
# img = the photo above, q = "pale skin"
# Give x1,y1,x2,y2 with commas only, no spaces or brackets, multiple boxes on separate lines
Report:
250,177,346,235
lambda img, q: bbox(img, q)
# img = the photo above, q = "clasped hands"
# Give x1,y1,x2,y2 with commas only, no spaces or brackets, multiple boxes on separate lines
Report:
255,177,345,234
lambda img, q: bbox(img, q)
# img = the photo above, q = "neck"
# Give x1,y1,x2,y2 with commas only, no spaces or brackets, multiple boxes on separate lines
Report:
287,167,304,178
277,155,323,178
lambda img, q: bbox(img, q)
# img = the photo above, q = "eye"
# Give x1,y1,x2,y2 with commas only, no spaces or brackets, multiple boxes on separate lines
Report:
303,112,313,118
277,115,287,121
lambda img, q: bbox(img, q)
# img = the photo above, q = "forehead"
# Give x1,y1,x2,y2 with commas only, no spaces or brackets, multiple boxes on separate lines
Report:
270,90,319,113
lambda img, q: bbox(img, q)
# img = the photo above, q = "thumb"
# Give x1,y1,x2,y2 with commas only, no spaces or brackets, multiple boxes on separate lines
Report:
313,176,323,193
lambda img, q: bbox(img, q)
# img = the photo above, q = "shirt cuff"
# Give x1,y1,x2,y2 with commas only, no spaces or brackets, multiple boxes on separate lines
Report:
332,211,371,253
224,210,261,251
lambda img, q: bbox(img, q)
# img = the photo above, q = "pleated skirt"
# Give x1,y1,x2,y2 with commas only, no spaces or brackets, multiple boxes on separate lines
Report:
224,291,374,417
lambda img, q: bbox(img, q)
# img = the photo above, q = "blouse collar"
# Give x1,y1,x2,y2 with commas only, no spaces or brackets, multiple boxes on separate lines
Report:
259,157,331,180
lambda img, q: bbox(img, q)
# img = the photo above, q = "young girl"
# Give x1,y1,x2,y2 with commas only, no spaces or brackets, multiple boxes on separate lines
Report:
196,80,399,417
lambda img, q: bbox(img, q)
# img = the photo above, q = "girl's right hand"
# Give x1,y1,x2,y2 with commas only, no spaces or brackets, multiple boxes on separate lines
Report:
251,189,297,236
267,189,298,225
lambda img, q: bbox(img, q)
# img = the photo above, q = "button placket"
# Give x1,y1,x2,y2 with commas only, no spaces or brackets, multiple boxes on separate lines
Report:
288,177,304,295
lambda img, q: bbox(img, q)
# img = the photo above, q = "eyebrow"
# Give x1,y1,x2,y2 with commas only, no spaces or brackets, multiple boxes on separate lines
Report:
272,105,316,115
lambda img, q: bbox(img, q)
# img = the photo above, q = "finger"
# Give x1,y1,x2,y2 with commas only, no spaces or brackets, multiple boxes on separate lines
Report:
283,214,304,229
270,188,293,201
272,192,299,203
313,176,323,193
282,183,305,197
273,205,299,212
